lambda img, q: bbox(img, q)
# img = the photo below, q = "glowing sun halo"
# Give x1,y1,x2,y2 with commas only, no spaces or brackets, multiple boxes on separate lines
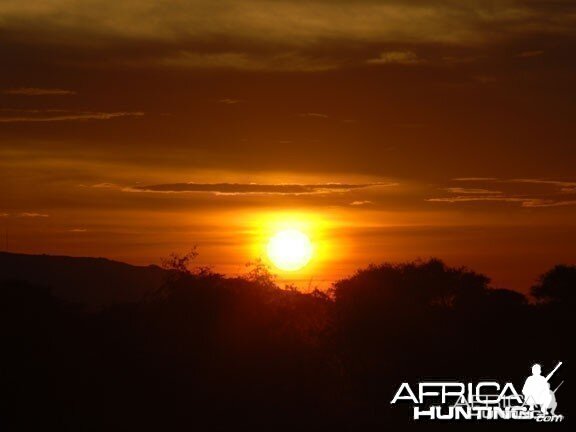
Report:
267,229,313,271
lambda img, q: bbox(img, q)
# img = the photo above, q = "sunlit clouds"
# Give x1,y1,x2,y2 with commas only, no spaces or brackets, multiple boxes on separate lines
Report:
367,51,423,65
2,1,576,72
131,182,388,195
429,178,576,208
0,109,144,123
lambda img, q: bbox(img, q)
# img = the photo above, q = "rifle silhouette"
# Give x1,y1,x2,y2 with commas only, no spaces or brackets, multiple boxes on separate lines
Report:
553,381,564,393
545,362,562,381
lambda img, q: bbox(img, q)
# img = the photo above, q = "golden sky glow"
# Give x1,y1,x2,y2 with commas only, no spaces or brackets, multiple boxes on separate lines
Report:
1,0,575,292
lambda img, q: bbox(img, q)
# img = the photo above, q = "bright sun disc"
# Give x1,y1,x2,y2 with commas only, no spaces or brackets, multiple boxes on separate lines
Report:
267,229,313,271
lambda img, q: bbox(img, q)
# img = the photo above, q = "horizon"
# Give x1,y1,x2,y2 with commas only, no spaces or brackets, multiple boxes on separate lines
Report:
0,249,566,296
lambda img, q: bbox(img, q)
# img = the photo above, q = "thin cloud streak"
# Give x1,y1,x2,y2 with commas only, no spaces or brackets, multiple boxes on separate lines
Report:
299,113,329,119
19,212,50,218
522,200,576,208
367,50,423,65
218,98,241,104
452,177,499,181
427,196,528,204
430,177,576,208
509,178,576,188
516,50,544,58
426,196,576,207
444,187,502,194
3,87,76,96
160,51,338,72
0,111,144,123
0,212,51,218
130,182,393,195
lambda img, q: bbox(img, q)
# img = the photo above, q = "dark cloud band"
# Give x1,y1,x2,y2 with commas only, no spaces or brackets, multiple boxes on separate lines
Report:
131,182,386,195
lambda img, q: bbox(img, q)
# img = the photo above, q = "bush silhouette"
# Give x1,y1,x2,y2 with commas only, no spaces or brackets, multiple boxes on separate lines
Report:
531,264,576,305
0,256,571,431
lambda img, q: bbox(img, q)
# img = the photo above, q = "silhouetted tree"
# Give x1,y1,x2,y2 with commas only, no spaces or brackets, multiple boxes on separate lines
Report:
161,247,199,274
0,255,572,431
332,258,490,310
531,264,576,305
244,258,277,289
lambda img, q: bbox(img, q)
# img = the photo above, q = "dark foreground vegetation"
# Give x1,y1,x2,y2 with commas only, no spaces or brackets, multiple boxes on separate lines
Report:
0,254,573,431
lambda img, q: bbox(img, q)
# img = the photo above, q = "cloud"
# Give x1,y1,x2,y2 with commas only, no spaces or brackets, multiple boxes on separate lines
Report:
90,183,120,189
129,182,388,195
350,200,372,206
3,87,76,96
452,177,499,181
427,196,527,204
522,200,576,208
1,1,574,74
509,179,576,193
429,177,576,208
69,228,88,232
473,74,498,84
0,213,9,217
5,0,573,49
0,109,144,123
452,178,576,188
445,187,502,194
160,51,337,72
19,212,49,218
480,178,576,193
299,112,329,119
441,55,482,64
367,50,423,65
516,50,544,58
218,98,241,104
429,195,576,208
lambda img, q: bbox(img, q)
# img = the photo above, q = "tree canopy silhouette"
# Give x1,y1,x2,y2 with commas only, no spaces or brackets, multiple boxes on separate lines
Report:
0,253,572,431
531,264,576,305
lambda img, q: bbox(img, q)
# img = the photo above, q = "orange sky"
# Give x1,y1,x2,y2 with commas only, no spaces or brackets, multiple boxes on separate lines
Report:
1,0,575,292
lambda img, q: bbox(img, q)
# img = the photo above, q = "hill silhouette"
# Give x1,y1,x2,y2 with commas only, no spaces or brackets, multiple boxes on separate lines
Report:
0,253,572,431
0,252,168,305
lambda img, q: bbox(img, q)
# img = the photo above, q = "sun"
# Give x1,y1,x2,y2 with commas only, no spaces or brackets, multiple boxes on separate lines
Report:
267,229,313,271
